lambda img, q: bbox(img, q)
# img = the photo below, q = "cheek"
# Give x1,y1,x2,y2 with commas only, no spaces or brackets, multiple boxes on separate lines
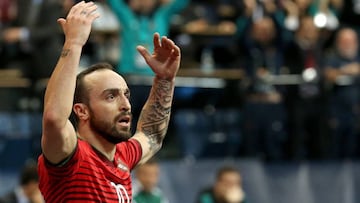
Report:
95,102,116,113
89,104,111,120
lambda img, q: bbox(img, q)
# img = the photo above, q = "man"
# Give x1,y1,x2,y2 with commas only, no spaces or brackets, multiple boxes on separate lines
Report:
0,0,63,111
1,0,63,81
37,1,181,202
323,27,360,159
107,0,188,75
283,16,327,160
0,161,44,203
133,158,168,203
196,166,247,203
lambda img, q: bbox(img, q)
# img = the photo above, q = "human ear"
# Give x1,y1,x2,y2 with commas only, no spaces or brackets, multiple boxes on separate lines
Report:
73,103,89,121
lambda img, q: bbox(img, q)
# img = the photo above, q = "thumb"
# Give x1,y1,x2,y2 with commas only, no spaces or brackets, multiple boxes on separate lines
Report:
136,45,151,63
57,18,66,31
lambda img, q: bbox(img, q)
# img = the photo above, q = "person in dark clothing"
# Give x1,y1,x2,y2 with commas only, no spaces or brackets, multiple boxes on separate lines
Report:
0,161,44,203
323,27,360,159
283,16,328,160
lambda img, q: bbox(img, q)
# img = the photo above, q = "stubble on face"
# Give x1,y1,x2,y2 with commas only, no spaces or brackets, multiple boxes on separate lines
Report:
89,108,133,144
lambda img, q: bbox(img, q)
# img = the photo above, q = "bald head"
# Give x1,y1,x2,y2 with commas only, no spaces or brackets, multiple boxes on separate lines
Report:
336,28,358,59
251,17,276,45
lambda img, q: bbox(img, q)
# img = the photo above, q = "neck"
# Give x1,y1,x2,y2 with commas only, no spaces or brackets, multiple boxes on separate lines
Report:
78,125,117,161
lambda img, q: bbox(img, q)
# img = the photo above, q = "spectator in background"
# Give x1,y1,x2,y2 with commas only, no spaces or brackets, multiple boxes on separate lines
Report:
0,161,44,203
235,0,284,37
107,0,189,129
0,0,63,82
133,158,168,203
0,0,64,111
179,0,238,68
281,0,343,31
239,16,288,160
0,0,17,27
90,0,120,66
235,0,289,57
195,166,247,203
323,27,360,159
283,16,328,160
107,0,189,76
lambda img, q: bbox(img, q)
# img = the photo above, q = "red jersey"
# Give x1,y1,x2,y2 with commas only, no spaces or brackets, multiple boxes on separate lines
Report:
38,138,142,203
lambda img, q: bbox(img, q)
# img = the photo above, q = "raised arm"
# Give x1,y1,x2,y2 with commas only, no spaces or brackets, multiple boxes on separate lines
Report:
131,33,180,164
107,0,135,28
41,1,99,164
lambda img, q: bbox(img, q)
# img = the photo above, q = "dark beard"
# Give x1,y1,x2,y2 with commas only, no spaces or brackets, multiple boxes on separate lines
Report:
89,110,132,144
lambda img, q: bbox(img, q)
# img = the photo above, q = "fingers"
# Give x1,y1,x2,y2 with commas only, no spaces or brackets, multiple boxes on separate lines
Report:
153,32,179,55
68,1,86,16
136,45,151,62
170,44,181,58
61,1,99,45
160,36,180,57
153,33,161,50
83,3,97,15
161,36,173,50
67,1,99,19
82,3,100,20
57,18,66,30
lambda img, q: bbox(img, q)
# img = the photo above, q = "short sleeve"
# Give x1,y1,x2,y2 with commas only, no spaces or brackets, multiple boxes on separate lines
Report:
38,141,82,178
117,139,142,170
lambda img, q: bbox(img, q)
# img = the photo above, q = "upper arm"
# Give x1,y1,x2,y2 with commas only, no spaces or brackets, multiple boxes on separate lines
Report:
131,132,161,165
41,118,77,165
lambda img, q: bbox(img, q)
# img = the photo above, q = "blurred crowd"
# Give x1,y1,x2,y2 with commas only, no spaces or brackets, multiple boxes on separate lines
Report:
0,0,360,161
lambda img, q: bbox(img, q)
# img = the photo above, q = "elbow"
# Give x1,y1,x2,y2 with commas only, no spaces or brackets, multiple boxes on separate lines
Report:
153,142,163,153
147,133,165,153
42,109,68,130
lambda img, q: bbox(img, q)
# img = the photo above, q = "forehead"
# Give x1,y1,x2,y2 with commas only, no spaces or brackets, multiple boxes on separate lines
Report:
84,69,128,94
219,171,241,181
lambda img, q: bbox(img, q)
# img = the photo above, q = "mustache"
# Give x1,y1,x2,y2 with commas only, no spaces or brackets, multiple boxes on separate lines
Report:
114,111,132,121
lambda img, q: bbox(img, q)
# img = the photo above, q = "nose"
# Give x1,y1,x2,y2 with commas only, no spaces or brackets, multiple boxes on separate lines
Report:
119,94,131,112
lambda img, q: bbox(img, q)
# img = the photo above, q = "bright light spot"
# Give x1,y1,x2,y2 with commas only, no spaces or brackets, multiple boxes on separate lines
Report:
302,68,317,82
314,13,327,28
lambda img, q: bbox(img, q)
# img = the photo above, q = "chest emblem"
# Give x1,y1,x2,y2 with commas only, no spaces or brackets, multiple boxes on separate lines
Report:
116,159,129,171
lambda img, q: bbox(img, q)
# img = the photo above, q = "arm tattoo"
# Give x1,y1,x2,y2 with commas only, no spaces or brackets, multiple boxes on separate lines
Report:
139,79,173,152
61,49,70,57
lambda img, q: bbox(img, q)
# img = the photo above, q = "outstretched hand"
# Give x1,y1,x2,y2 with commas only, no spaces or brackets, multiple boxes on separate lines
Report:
57,1,100,46
136,33,181,81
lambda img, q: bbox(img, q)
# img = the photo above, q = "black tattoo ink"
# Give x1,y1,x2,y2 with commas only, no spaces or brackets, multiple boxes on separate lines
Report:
61,49,70,57
139,79,173,152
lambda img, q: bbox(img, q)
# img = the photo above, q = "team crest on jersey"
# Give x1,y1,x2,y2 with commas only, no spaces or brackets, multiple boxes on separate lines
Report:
116,159,129,171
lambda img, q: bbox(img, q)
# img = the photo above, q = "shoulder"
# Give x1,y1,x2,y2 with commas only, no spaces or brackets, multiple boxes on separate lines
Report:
116,139,142,153
115,139,143,170
38,139,89,170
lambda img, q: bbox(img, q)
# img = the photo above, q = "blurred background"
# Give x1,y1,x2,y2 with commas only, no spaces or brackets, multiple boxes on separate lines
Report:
0,0,359,202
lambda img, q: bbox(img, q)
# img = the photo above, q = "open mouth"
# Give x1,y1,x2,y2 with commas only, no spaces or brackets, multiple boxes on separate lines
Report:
118,116,131,126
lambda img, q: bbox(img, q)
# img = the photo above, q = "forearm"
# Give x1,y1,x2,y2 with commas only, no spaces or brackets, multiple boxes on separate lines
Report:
136,77,175,151
43,42,82,123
